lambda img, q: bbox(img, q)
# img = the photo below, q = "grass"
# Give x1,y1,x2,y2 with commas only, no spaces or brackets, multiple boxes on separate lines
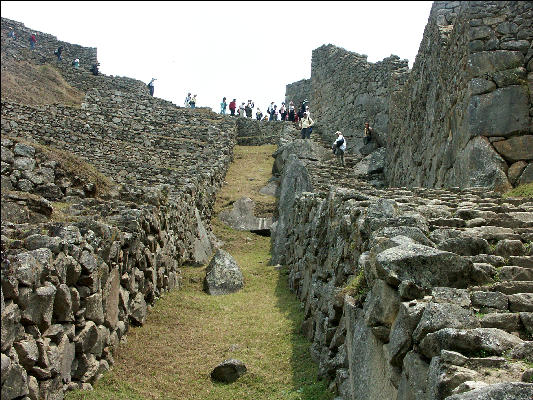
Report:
503,182,533,199
340,270,368,306
5,135,114,198
214,145,277,218
1,59,84,107
66,144,333,400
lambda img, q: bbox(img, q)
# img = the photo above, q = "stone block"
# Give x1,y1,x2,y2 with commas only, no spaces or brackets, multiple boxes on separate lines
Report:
493,135,533,163
467,50,524,78
466,86,530,138
364,279,400,329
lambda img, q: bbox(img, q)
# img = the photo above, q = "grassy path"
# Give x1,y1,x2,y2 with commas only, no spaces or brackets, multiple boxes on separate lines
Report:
67,145,333,400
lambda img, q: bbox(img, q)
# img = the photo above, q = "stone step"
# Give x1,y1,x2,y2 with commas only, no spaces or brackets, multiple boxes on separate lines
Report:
498,266,533,282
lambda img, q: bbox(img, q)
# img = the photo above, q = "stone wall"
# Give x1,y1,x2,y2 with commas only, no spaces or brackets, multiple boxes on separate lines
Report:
236,118,292,146
271,132,533,399
1,18,98,72
385,1,533,191
0,15,251,398
285,78,311,112
291,44,409,153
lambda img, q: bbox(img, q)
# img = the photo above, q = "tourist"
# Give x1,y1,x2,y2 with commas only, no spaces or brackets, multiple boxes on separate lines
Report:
190,94,197,108
220,97,227,114
263,115,269,122
72,58,80,68
238,102,246,117
148,78,156,96
8,28,16,39
364,122,373,145
299,112,314,139
229,98,236,116
245,100,254,118
54,46,63,61
184,93,191,107
267,102,274,117
332,131,347,167
269,105,278,121
29,33,36,49
256,108,263,121
279,102,287,121
90,62,100,76
288,101,295,121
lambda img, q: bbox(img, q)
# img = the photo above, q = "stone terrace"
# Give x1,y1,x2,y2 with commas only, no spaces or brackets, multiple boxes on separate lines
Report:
270,132,533,399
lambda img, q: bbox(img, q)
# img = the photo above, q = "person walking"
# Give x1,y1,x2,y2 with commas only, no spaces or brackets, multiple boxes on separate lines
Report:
148,78,156,96
269,105,278,121
54,46,63,61
220,97,227,114
29,33,37,49
8,28,16,39
332,131,347,166
190,94,197,108
256,108,263,121
72,58,80,68
288,101,295,121
229,98,236,116
299,112,314,139
90,62,100,76
238,102,246,117
279,102,287,121
363,122,373,145
184,93,191,107
245,100,254,118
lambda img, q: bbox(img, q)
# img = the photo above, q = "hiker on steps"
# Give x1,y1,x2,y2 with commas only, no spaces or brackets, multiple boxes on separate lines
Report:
90,62,100,76
220,97,227,114
54,46,63,61
184,93,191,107
29,33,37,49
332,131,347,167
148,78,156,96
190,94,197,108
363,122,374,145
299,112,314,139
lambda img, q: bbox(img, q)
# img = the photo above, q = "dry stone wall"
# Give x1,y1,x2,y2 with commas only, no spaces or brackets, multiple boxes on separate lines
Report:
285,78,311,112
271,132,533,399
0,15,272,399
386,1,533,191
290,44,409,154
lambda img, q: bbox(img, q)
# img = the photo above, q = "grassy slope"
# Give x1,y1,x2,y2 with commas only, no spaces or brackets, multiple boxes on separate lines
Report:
1,58,84,107
66,145,333,400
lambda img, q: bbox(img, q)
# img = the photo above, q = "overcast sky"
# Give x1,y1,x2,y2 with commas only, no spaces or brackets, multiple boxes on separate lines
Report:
2,1,433,113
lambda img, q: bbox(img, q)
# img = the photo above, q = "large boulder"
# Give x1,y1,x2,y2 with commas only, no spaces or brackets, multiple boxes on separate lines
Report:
219,197,272,232
446,382,533,399
270,154,313,265
210,359,247,383
203,249,244,295
367,241,474,290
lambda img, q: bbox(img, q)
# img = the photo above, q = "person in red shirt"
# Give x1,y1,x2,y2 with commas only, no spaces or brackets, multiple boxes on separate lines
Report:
229,99,237,116
29,33,37,49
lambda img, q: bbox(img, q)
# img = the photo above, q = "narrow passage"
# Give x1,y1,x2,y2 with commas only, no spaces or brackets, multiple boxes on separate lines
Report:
66,145,334,400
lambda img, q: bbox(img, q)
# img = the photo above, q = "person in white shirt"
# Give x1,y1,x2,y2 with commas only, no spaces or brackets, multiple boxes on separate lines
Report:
332,131,347,166
299,112,314,139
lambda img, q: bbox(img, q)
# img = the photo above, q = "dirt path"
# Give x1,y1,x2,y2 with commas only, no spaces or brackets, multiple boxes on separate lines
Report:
67,145,333,400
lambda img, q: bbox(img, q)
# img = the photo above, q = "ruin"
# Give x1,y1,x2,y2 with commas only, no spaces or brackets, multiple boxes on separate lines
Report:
1,1,533,399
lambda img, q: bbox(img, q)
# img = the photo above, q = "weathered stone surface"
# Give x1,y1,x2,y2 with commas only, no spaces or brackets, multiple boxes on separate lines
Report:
388,301,426,367
419,327,524,359
446,382,533,399
203,249,244,296
129,292,147,326
369,242,474,289
219,197,273,231
467,50,524,77
1,302,21,352
412,303,480,343
1,361,29,399
364,279,400,329
210,359,247,383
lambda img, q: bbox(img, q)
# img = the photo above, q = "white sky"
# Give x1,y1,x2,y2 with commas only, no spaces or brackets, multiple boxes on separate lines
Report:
2,1,433,113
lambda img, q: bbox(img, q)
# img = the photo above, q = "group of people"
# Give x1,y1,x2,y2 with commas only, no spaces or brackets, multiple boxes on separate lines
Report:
220,98,312,123
184,93,197,108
